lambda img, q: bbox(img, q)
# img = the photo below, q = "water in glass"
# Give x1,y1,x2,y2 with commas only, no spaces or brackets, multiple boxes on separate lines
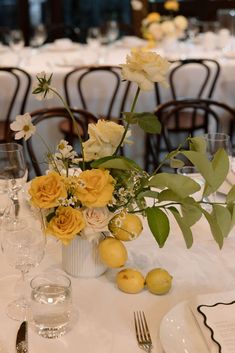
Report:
30,273,72,338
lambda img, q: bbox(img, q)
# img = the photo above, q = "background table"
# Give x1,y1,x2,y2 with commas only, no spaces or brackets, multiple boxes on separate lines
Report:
1,37,235,171
1,193,235,353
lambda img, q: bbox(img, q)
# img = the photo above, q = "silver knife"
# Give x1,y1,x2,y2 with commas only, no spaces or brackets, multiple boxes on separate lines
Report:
16,321,28,353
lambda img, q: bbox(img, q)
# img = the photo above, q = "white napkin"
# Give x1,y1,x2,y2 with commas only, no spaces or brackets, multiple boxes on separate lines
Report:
189,290,235,353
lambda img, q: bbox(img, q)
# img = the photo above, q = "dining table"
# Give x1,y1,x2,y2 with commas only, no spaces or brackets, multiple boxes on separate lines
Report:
1,35,235,169
0,188,235,353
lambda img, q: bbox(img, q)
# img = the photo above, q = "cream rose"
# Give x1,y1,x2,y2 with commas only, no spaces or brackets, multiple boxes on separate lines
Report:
29,171,67,208
120,49,170,91
174,15,188,31
149,23,164,41
46,206,85,244
83,120,132,162
75,169,115,208
161,20,176,35
81,207,113,240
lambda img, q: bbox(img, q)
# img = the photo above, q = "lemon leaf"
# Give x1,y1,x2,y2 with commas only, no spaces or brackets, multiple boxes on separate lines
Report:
146,207,169,248
168,206,193,248
212,204,231,238
200,208,224,249
91,156,141,170
148,173,200,198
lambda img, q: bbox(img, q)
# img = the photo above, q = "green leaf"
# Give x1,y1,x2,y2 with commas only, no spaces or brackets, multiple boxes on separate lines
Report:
148,173,200,198
91,156,141,170
181,204,202,227
203,148,229,196
189,136,207,153
168,206,193,248
200,208,224,248
181,150,214,190
136,112,161,134
46,211,56,223
227,204,235,231
170,158,185,169
212,204,231,238
146,207,170,247
123,112,138,124
227,185,235,204
137,190,160,199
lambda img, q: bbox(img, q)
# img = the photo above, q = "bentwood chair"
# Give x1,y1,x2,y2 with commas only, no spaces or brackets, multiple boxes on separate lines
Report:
0,67,31,142
145,98,235,173
25,107,97,177
155,58,221,105
63,65,132,122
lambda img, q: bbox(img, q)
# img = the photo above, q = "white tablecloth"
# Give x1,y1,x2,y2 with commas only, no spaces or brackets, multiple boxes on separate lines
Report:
1,193,235,353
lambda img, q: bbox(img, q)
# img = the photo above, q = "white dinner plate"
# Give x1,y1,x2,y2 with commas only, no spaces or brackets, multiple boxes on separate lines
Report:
159,300,210,353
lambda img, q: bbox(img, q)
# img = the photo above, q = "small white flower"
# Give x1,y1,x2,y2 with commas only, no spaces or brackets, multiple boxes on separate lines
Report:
10,113,36,141
32,71,54,101
56,140,73,157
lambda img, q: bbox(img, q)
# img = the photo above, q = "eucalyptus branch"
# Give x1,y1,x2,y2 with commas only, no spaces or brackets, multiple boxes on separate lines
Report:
114,86,140,155
49,88,85,170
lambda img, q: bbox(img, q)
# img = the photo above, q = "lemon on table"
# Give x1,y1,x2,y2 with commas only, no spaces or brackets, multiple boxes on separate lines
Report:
145,268,173,295
116,268,145,294
98,237,128,268
109,212,143,241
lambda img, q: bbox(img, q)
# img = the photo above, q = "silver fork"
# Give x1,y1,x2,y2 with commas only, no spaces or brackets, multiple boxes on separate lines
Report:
134,311,153,353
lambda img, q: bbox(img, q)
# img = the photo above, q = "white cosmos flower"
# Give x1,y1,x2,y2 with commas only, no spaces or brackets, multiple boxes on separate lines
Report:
10,113,36,141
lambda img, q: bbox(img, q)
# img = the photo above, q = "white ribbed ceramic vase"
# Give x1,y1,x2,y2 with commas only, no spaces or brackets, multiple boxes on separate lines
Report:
62,234,107,278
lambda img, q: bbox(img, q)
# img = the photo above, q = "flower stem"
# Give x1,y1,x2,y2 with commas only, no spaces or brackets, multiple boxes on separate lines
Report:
35,132,61,174
50,88,85,170
114,86,140,155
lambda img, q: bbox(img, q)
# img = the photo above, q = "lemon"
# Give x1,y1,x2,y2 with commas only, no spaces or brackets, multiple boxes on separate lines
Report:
145,268,173,295
116,268,145,294
98,237,127,268
109,212,143,241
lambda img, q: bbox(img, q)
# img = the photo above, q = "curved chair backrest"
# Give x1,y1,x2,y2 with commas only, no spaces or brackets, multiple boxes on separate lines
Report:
145,98,235,172
169,58,220,99
63,65,131,123
154,58,221,106
0,67,31,141
26,107,97,176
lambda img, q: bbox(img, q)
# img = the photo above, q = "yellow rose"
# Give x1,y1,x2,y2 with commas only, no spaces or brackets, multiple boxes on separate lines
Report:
164,0,179,11
120,49,170,91
46,206,85,244
29,171,67,208
146,12,161,23
83,120,132,162
75,169,115,208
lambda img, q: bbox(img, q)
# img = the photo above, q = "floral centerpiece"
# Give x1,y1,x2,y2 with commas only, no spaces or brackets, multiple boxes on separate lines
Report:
141,0,188,47
10,49,234,278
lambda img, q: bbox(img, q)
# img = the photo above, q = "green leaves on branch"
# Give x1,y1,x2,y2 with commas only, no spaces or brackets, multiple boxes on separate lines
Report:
91,155,141,170
148,173,200,199
123,112,161,134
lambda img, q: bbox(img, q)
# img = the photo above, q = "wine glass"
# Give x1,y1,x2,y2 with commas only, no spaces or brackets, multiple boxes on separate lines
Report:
86,27,101,48
8,30,25,65
0,143,28,227
204,132,232,201
30,24,47,48
1,222,46,320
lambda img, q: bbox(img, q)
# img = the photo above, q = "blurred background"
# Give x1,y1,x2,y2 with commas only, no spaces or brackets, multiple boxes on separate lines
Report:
1,0,235,46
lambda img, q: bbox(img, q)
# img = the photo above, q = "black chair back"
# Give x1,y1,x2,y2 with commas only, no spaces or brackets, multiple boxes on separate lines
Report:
63,65,131,123
145,98,235,172
0,67,31,142
25,107,97,177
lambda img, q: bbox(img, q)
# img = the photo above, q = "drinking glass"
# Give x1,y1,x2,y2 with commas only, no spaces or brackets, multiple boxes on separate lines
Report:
1,223,45,320
30,273,73,338
177,166,205,201
8,30,25,65
86,27,101,47
204,132,232,201
105,20,119,44
0,143,28,227
30,24,47,48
